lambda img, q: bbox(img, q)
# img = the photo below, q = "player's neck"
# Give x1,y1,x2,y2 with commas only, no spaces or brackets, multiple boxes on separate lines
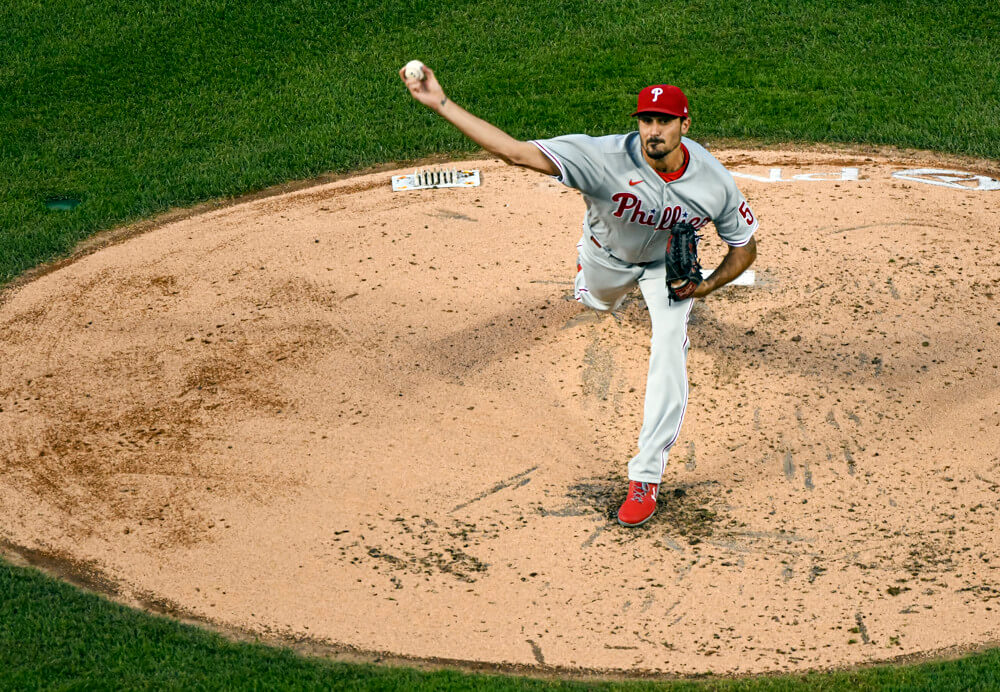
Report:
644,143,686,173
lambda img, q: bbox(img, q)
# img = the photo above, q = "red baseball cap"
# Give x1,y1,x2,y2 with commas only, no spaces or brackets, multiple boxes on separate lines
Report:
631,84,689,118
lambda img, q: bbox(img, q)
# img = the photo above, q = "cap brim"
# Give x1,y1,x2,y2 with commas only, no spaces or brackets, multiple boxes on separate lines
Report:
632,108,687,118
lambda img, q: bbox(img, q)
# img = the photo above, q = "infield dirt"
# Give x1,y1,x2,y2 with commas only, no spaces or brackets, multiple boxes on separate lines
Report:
1,147,999,676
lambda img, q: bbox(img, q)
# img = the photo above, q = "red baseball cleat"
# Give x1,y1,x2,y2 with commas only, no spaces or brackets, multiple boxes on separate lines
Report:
617,481,659,527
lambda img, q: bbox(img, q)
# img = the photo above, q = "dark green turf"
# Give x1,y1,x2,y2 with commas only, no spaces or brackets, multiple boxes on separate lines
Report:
2,0,1000,688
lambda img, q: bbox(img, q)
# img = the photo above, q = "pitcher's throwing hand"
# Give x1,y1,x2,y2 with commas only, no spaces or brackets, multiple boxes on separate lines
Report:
399,62,449,113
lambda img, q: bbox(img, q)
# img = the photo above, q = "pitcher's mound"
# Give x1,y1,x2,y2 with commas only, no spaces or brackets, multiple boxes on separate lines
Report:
2,148,999,676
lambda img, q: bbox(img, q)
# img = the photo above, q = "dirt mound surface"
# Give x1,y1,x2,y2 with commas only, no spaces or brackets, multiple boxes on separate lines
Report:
1,149,999,676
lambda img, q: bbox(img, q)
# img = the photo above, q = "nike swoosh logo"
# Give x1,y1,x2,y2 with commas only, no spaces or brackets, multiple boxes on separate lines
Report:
629,179,643,186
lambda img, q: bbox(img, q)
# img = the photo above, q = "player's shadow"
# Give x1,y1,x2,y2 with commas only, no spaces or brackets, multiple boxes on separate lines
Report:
410,279,954,392
413,294,582,382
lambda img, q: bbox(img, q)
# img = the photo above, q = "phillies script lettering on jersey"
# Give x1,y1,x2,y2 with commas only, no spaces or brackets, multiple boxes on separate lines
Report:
531,134,757,264
611,192,711,231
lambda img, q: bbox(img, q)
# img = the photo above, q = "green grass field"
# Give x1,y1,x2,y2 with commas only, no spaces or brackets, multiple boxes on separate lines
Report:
2,0,999,688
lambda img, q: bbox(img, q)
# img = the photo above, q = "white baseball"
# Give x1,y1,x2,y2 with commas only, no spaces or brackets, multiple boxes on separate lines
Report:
403,59,425,81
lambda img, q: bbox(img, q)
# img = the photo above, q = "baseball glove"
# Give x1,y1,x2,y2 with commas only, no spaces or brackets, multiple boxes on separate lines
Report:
664,221,703,302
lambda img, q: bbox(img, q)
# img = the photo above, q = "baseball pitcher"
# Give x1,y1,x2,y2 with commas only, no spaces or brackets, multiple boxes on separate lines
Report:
400,65,758,527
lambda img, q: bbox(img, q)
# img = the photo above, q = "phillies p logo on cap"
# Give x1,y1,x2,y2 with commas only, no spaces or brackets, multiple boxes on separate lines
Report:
632,85,689,118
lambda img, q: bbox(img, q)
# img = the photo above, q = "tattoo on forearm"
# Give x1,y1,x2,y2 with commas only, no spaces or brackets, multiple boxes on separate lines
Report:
440,97,448,108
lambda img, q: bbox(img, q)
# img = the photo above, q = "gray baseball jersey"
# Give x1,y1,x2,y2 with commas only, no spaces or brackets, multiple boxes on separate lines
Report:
531,134,757,263
530,131,758,485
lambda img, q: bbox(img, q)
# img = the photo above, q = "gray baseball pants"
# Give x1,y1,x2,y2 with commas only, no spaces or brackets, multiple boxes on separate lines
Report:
574,233,694,483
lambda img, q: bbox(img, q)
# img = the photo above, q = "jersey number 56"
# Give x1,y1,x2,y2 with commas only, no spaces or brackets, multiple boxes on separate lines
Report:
739,201,755,225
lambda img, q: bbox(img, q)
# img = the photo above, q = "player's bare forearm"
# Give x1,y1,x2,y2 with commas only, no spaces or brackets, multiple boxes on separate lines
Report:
399,64,557,176
437,100,554,172
693,236,757,298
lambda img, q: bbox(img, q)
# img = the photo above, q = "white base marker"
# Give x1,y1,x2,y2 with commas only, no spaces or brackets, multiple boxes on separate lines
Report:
701,268,755,286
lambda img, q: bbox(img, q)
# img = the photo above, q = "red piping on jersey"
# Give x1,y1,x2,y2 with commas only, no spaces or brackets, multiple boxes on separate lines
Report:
654,143,689,183
531,140,567,181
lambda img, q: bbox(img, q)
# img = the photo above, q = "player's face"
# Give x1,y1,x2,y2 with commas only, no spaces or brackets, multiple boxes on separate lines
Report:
637,114,690,160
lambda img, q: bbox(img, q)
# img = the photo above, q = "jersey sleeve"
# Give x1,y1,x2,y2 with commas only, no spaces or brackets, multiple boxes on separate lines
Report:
713,175,759,247
530,134,605,196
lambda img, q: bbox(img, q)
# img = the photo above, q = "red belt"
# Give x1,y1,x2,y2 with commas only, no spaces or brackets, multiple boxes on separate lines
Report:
590,235,603,248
